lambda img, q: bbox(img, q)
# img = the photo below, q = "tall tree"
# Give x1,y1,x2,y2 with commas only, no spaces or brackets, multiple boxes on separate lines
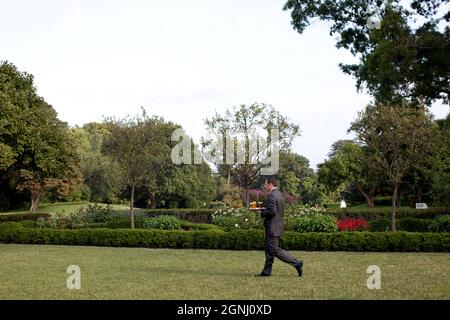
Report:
318,140,381,207
203,103,300,206
283,0,450,105
102,110,166,228
429,113,450,206
0,62,80,211
350,103,436,231
72,124,122,203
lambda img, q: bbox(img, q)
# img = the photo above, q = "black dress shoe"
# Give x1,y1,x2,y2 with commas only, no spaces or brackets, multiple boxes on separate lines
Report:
295,261,304,277
255,273,271,277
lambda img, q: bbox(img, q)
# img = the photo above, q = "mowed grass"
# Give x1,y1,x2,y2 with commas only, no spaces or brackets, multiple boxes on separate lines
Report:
0,244,449,300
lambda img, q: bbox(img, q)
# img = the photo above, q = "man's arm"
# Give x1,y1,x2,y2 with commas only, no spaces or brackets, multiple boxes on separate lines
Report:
261,193,276,218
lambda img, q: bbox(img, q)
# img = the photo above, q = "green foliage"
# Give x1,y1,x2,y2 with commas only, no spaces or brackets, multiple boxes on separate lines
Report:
208,201,229,209
139,208,215,224
0,213,51,222
350,103,437,231
203,103,300,205
72,124,122,204
211,208,263,231
0,226,449,252
271,151,324,205
105,217,144,229
216,178,244,208
0,62,81,211
212,216,242,231
285,204,327,218
79,204,116,223
326,207,450,220
0,143,16,171
19,220,36,228
36,216,58,229
429,115,450,207
178,222,222,232
80,185,92,201
397,218,433,233
318,140,380,207
429,215,450,233
293,215,338,233
143,215,182,230
0,221,23,233
323,203,340,209
283,1,450,106
369,218,432,232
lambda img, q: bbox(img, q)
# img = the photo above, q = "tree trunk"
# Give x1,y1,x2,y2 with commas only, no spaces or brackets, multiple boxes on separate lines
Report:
30,192,40,212
391,185,398,232
130,183,135,229
356,183,375,208
150,191,157,209
368,196,374,208
245,185,250,207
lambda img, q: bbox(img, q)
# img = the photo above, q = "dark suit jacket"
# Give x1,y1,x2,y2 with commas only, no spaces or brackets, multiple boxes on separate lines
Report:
261,189,285,237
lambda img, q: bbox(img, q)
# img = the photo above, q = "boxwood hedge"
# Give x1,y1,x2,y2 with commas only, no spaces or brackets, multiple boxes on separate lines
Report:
326,207,450,220
0,222,448,252
0,212,51,222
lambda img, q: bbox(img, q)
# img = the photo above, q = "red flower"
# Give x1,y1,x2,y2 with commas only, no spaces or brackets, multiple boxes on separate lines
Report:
337,218,369,231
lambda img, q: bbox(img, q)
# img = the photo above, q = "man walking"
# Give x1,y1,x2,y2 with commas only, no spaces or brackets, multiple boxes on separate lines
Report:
254,177,303,277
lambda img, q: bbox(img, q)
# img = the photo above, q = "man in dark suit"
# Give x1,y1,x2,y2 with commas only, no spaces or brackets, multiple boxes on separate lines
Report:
254,177,303,277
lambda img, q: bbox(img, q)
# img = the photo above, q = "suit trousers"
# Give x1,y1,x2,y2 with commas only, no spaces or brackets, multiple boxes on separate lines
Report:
262,231,300,275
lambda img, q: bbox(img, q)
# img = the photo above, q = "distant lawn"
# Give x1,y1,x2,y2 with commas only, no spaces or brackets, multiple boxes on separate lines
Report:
0,244,449,300
0,202,130,216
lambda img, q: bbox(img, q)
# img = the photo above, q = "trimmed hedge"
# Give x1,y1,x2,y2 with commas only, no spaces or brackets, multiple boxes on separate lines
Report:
369,218,433,232
0,223,449,252
326,207,450,220
135,209,214,223
0,212,51,222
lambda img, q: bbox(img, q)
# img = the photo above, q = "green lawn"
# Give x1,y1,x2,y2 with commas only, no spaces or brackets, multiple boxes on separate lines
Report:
0,244,449,300
0,202,130,216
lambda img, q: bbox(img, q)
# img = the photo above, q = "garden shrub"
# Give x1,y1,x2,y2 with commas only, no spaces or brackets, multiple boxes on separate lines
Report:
211,208,263,231
369,219,391,232
294,215,338,233
429,215,450,233
20,220,36,228
78,204,116,223
326,207,450,220
397,218,432,232
0,221,23,233
323,203,340,209
285,204,327,219
106,217,145,229
369,218,433,232
137,209,215,223
179,221,222,231
0,213,51,222
337,218,369,232
143,215,182,230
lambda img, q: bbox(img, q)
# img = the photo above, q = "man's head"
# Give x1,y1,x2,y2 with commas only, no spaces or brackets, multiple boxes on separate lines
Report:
264,176,279,192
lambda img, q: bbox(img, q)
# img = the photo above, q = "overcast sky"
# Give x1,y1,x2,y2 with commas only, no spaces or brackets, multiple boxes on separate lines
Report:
1,0,448,169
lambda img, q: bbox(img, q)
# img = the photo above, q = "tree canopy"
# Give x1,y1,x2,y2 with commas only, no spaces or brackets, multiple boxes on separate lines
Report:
283,0,450,105
0,61,80,211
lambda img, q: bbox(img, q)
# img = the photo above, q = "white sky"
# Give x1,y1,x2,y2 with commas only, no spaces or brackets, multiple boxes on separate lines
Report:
1,0,448,169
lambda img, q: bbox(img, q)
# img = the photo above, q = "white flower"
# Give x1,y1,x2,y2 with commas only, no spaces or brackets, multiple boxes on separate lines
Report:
235,224,239,227
245,219,249,222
